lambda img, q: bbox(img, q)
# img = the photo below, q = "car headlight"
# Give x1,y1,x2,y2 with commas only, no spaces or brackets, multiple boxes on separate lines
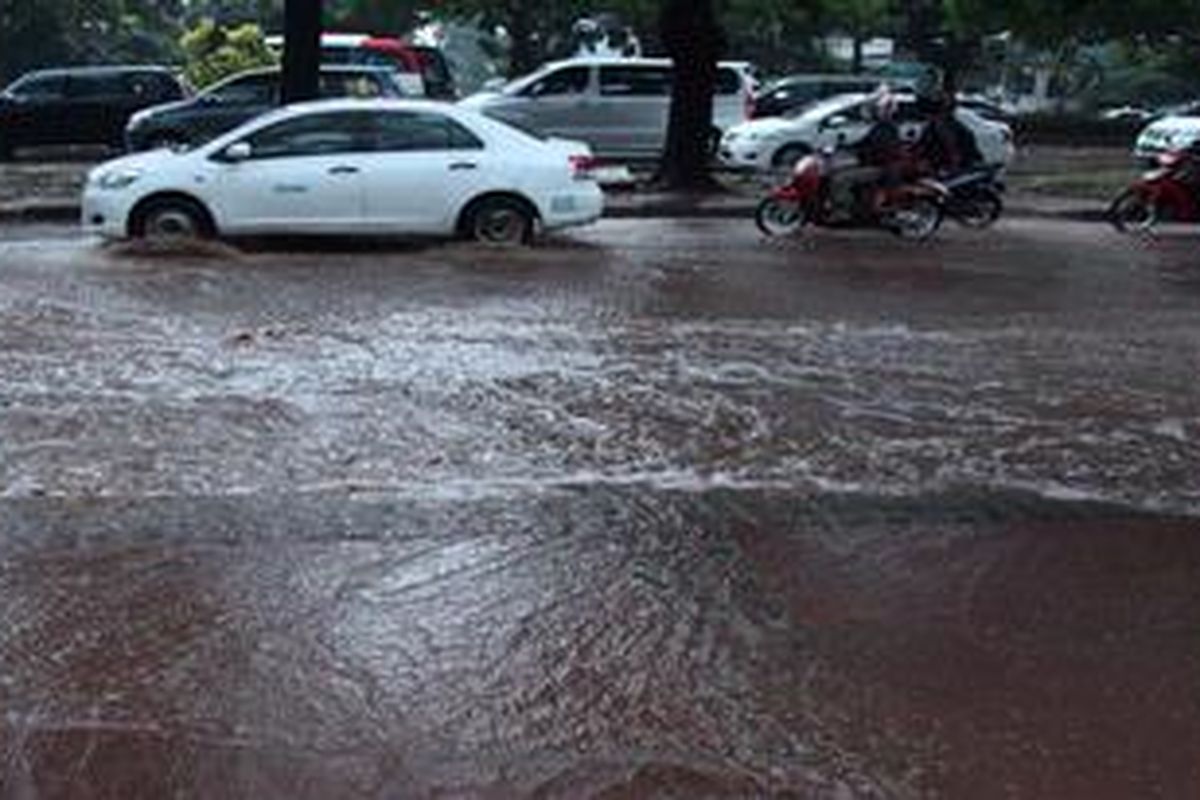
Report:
94,168,143,190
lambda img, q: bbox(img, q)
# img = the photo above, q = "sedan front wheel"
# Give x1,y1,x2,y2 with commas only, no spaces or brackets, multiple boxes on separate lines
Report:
130,196,214,240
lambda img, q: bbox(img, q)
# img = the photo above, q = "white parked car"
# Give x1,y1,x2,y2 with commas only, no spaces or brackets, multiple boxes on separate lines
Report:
82,99,604,245
1134,110,1200,162
719,92,1015,172
459,57,757,160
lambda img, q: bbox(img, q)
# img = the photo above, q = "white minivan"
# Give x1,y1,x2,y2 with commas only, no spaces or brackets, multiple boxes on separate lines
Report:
459,57,757,160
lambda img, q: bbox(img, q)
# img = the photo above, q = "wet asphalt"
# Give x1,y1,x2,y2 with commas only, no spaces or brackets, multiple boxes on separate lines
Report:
1,218,1199,799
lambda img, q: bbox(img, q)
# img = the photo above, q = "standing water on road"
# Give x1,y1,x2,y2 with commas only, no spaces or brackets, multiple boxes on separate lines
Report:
1,220,1198,798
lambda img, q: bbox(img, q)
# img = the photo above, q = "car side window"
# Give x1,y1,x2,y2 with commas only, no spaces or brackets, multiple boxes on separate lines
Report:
600,66,671,97
716,68,741,95
67,73,125,99
319,73,386,99
522,67,589,98
246,111,375,159
776,83,813,103
125,72,173,101
209,74,277,105
10,74,67,100
848,102,873,123
373,111,483,151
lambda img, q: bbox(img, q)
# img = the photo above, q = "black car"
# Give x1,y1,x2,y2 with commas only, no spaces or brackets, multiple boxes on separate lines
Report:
0,66,185,159
124,65,407,152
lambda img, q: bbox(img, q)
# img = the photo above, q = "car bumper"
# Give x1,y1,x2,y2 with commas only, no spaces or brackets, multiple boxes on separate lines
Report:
539,184,604,230
718,140,772,171
80,187,137,238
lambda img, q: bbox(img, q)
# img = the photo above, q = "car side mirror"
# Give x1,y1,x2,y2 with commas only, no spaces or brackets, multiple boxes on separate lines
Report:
223,142,252,162
823,115,849,130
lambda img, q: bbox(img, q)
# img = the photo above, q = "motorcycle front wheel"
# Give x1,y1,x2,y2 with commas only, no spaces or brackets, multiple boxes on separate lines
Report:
887,196,944,241
1108,189,1158,234
953,188,1003,229
755,197,807,237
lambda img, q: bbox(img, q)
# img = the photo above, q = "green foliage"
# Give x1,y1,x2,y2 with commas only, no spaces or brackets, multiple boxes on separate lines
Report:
324,0,420,34
0,0,184,83
180,19,277,89
721,0,824,74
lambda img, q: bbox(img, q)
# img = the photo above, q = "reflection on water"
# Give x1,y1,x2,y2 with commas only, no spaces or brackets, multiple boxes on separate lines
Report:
2,489,1198,798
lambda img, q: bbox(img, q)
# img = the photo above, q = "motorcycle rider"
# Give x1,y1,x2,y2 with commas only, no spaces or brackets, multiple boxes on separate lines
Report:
829,89,906,217
1181,139,1200,191
915,89,983,176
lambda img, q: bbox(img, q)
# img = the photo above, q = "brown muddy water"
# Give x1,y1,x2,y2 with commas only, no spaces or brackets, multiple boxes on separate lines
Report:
0,219,1198,798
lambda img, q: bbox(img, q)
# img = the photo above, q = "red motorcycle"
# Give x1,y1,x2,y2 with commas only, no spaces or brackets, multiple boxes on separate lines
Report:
1108,149,1200,233
754,149,950,241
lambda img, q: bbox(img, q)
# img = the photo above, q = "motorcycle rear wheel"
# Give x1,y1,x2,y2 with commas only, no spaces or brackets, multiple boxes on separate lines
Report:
954,188,1003,228
755,198,807,237
1108,189,1158,234
887,196,944,241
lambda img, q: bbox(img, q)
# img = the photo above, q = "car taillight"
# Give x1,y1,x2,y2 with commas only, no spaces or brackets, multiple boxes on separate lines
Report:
744,92,755,120
570,154,600,181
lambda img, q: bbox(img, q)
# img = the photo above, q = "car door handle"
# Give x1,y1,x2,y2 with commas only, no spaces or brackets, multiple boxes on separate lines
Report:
328,165,360,175
449,162,478,171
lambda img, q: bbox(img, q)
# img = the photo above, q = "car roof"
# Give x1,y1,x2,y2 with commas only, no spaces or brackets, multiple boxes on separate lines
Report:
536,57,750,71
208,65,400,87
22,65,177,78
774,74,888,84
261,97,458,118
234,64,399,77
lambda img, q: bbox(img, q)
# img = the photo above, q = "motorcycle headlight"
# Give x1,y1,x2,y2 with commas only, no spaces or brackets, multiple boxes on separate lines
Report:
94,168,143,191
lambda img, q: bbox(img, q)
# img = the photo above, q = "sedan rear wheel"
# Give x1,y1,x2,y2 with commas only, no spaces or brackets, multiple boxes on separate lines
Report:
467,197,534,246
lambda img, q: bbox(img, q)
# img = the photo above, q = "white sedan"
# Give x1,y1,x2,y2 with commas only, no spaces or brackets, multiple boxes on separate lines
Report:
1134,112,1200,162
83,98,604,245
720,93,1015,172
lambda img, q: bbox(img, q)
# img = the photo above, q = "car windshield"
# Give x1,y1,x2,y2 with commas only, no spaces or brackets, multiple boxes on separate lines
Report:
203,73,276,104
783,94,863,120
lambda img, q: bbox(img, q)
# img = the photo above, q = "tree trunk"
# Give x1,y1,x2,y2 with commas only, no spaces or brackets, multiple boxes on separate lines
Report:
507,5,539,77
897,0,938,62
852,36,864,73
655,0,725,190
940,37,978,99
281,0,321,104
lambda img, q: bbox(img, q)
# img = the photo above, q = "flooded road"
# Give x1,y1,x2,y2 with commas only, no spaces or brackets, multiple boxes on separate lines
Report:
1,219,1198,798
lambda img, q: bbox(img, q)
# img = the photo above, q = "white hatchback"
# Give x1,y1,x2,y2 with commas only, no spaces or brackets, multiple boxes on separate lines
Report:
82,99,604,244
720,93,1015,172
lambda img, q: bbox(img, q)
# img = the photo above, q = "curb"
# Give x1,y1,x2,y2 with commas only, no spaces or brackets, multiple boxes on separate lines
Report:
0,201,1108,226
0,204,79,224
